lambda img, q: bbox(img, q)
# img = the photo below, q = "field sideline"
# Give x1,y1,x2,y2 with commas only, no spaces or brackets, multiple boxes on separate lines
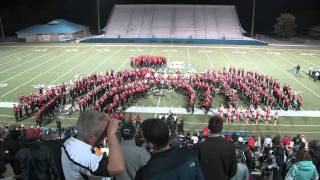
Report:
0,43,320,139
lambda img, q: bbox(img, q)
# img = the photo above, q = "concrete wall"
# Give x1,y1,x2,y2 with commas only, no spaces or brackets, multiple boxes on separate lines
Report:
81,37,268,45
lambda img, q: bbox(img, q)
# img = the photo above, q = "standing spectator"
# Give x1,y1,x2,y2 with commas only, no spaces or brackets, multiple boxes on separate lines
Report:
198,116,237,180
248,136,255,150
191,133,199,144
0,127,10,178
283,134,291,147
231,149,249,180
285,149,319,180
272,136,286,180
309,140,320,176
61,110,124,179
263,135,273,149
135,118,204,180
296,65,301,77
116,123,150,180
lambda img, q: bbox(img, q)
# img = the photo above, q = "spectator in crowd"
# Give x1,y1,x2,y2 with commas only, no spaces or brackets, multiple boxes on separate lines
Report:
271,136,286,180
198,116,237,180
231,148,249,180
61,110,124,179
135,118,204,180
15,139,59,180
285,149,319,180
0,127,11,178
191,133,199,144
116,122,150,180
263,135,272,149
309,140,320,175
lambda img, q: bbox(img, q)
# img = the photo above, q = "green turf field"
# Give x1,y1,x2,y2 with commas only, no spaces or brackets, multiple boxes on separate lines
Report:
0,43,320,139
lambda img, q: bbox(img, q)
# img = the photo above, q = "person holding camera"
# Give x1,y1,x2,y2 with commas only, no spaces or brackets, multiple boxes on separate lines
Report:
61,110,124,179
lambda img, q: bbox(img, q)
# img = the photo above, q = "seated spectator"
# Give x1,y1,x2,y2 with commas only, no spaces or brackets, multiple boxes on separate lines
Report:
61,110,124,179
231,149,249,180
285,149,319,180
116,122,150,180
135,118,204,180
198,116,237,180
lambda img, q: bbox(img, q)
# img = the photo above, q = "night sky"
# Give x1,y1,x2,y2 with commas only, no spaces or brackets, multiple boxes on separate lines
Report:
1,0,319,36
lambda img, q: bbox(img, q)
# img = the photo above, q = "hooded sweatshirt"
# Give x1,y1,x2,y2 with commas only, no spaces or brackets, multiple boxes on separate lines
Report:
285,161,319,180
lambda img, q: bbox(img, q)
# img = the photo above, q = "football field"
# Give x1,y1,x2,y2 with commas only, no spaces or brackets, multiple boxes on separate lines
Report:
0,43,320,139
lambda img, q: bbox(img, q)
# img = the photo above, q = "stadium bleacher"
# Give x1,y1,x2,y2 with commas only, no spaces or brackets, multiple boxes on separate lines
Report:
103,5,243,40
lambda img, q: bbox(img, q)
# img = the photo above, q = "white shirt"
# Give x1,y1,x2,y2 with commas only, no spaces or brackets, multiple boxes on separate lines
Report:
61,137,109,180
191,136,199,144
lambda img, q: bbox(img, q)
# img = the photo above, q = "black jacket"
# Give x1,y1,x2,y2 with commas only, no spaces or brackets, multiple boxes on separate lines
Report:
135,147,204,180
198,136,237,180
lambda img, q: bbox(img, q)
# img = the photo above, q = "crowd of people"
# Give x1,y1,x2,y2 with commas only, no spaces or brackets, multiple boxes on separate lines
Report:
1,110,319,180
130,55,167,69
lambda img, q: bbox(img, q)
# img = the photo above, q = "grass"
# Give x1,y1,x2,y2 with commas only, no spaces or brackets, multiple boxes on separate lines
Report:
0,43,320,139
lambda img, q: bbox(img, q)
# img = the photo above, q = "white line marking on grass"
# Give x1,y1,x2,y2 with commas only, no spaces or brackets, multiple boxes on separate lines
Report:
184,121,320,127
48,52,102,85
251,49,320,99
218,48,233,69
1,47,95,98
91,47,125,73
0,47,36,61
155,89,163,118
32,49,48,52
96,49,110,52
0,50,37,67
286,50,320,69
51,46,122,85
154,44,172,118
0,51,67,84
0,83,8,87
183,128,320,134
187,47,192,72
204,47,214,69
266,52,281,55
116,46,146,72
0,48,62,74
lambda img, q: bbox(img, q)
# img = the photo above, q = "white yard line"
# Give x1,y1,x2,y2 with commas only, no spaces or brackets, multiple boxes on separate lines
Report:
0,49,38,67
48,52,101,85
91,47,124,73
251,49,320,99
0,49,66,84
0,48,62,74
183,128,320,134
50,47,124,85
0,47,36,61
0,47,95,98
154,44,172,118
217,48,233,68
187,47,192,72
204,47,214,69
285,50,320,69
184,121,320,127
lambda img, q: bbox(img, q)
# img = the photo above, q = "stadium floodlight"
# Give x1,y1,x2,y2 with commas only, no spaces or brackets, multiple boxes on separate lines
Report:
251,0,256,37
0,16,5,41
97,0,101,33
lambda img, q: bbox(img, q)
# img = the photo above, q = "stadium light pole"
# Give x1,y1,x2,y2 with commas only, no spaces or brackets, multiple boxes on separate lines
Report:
0,16,5,41
97,0,101,33
250,0,256,37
